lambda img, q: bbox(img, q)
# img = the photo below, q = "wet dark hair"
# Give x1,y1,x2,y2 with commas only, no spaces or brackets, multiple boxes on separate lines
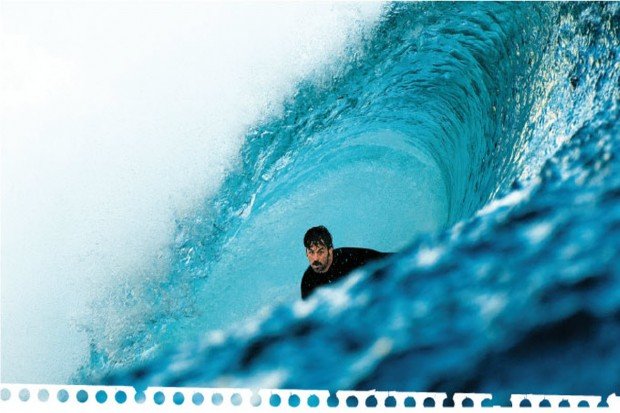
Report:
304,226,333,249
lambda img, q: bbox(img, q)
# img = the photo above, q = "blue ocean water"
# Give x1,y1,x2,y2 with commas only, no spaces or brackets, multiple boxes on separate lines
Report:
80,1,619,398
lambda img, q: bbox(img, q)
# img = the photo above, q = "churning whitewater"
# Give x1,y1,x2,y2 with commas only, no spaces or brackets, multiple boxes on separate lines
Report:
10,2,620,397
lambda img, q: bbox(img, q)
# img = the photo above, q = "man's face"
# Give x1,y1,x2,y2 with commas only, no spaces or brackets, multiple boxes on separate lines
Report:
306,243,333,273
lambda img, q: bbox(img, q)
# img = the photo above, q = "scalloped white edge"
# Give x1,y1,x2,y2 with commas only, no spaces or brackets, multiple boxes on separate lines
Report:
0,384,618,411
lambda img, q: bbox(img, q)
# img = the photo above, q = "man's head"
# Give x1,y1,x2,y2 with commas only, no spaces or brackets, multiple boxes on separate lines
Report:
304,226,334,273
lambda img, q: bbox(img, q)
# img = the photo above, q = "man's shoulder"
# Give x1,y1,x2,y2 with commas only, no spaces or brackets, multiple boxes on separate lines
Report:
337,247,387,256
335,247,392,265
338,247,374,252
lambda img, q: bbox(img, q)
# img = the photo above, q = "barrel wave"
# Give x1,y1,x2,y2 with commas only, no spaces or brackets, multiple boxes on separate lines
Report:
80,2,620,397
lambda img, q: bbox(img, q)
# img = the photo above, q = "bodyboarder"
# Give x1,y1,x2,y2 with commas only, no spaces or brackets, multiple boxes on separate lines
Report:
301,225,392,300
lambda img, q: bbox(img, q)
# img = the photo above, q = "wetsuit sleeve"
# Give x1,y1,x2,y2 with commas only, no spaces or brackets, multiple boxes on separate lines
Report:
365,249,391,260
355,248,392,265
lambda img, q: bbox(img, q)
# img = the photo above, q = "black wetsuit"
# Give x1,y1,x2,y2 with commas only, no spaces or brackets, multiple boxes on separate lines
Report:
301,247,391,300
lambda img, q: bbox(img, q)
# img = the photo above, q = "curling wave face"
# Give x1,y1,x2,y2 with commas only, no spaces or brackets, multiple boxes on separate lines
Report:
82,2,620,395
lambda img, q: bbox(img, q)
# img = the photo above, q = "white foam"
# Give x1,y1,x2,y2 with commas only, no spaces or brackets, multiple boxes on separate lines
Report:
0,2,384,383
416,246,444,267
524,221,554,244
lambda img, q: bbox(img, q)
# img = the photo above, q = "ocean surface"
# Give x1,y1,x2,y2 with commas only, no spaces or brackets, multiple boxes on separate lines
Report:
4,1,619,400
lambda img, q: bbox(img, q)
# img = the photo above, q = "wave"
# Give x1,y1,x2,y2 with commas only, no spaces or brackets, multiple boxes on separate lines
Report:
81,1,620,396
